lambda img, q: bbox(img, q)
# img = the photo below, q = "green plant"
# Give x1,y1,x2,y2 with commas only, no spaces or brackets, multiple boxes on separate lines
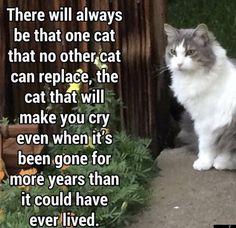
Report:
0,129,156,227
0,117,9,125
0,62,157,227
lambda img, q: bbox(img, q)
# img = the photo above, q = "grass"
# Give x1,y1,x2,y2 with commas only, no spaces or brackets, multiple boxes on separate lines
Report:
167,0,236,57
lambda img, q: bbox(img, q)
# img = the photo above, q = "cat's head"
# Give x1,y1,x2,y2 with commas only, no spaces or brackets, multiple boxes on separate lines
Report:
164,24,216,73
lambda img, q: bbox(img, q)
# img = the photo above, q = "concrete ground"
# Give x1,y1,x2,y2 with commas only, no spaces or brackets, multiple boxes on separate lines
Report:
130,146,236,228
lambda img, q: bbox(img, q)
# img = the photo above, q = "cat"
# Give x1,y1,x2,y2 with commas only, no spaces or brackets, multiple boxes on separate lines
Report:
175,111,198,151
164,23,236,171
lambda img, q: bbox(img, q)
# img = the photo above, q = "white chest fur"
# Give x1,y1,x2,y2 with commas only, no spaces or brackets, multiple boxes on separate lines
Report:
171,57,236,134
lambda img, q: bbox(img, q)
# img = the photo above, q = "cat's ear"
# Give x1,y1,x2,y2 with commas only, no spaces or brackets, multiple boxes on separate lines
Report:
193,24,215,44
164,24,179,42
194,24,208,36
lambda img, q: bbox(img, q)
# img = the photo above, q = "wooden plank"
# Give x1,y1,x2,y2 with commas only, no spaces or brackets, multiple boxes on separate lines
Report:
2,123,44,174
139,0,150,136
119,0,129,131
0,135,3,158
7,0,20,118
111,0,124,130
149,0,169,155
0,124,38,138
0,0,7,118
76,0,89,92
3,141,40,174
3,138,18,150
1,0,168,155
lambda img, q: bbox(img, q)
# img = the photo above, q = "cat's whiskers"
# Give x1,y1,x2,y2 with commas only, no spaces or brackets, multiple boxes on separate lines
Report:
157,65,169,71
157,65,170,75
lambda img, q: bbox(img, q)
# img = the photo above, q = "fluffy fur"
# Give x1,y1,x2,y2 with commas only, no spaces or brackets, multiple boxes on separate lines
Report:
164,23,236,171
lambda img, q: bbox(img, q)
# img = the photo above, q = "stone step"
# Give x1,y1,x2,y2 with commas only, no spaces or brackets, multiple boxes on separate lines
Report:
130,146,236,228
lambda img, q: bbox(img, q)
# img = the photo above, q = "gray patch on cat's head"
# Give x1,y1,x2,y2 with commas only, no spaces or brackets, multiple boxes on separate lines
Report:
214,114,236,153
164,24,216,70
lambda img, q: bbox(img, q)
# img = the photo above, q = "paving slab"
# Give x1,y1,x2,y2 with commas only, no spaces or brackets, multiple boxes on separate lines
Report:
130,146,236,228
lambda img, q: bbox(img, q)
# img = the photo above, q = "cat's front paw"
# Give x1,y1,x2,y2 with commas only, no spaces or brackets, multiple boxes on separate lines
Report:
213,154,235,170
193,158,213,171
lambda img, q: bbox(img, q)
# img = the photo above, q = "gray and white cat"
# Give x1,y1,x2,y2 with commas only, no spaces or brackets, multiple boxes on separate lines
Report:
164,23,236,171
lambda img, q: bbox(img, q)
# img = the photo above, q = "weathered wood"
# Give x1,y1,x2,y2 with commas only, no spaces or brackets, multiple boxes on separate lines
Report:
149,0,170,155
0,124,44,174
3,142,44,174
1,1,169,156
0,134,3,158
0,0,7,118
0,124,38,138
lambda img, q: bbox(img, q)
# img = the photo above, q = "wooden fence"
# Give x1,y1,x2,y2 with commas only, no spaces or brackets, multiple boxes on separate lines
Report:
0,0,170,156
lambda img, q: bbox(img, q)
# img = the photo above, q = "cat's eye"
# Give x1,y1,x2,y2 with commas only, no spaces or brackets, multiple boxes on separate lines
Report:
186,49,195,56
170,49,176,56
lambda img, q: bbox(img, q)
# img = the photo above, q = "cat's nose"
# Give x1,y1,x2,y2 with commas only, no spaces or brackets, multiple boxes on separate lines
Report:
177,63,183,69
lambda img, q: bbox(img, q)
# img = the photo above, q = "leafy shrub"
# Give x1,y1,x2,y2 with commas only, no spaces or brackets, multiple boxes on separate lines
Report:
0,84,157,227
